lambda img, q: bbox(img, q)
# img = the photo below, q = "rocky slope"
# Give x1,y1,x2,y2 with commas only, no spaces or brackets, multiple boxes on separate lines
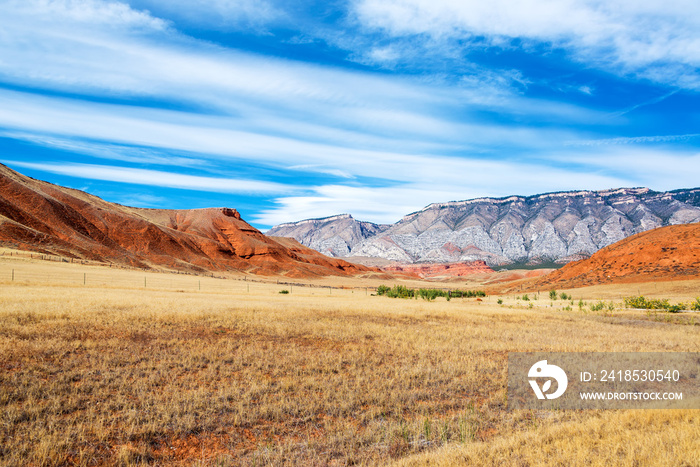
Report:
381,261,494,279
267,214,390,257
532,223,700,288
0,164,376,278
270,188,700,266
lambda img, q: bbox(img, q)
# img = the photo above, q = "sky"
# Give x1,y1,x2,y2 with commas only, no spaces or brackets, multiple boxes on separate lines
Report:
1,0,699,230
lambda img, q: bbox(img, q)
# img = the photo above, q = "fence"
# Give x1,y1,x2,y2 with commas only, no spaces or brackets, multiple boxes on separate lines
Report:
0,262,376,297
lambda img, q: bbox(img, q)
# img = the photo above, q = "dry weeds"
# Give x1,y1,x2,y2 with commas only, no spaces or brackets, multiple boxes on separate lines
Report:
0,259,698,466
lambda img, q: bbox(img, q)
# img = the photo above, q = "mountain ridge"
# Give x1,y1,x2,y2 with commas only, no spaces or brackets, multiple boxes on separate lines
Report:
268,187,700,266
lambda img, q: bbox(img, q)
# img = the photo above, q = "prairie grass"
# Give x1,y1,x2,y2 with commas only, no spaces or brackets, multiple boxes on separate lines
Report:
0,259,698,465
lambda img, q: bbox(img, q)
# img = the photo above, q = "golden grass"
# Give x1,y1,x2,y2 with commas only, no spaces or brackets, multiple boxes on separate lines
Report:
0,257,698,466
395,410,700,467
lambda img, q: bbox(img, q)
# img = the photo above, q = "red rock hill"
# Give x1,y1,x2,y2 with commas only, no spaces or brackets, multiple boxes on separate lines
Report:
533,222,700,288
0,164,375,277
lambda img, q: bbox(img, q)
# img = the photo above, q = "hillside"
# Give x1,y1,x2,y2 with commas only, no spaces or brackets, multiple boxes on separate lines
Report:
381,260,494,279
0,164,376,278
532,223,700,288
270,188,700,266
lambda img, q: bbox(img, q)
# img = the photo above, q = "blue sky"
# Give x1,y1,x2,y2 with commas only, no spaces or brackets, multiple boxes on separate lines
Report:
1,0,699,230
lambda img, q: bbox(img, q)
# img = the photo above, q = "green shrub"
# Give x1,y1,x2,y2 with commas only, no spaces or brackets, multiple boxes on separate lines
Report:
279,290,289,294
497,299,503,305
375,285,485,301
624,296,685,313
522,294,530,301
549,290,557,300
388,285,415,299
414,287,485,301
691,298,700,311
419,288,442,301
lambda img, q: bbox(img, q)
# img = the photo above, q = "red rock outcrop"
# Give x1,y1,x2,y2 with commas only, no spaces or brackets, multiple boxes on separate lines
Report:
0,164,377,277
532,223,700,288
381,261,494,279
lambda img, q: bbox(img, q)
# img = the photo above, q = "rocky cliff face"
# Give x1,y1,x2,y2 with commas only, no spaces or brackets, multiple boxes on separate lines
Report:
270,188,700,266
266,214,390,257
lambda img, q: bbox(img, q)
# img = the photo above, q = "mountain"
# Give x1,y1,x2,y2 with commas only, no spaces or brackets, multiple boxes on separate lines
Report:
269,188,700,266
0,164,376,278
267,214,390,257
532,223,700,288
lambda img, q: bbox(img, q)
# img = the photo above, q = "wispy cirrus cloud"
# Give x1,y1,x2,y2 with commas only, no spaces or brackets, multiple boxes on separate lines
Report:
567,133,700,147
4,161,296,194
0,132,207,168
130,0,283,31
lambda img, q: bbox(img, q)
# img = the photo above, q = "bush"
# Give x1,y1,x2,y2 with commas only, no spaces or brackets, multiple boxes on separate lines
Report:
560,292,569,300
497,299,503,305
624,296,684,313
279,290,289,294
377,285,391,296
522,294,530,301
419,288,442,301
389,285,415,299
691,298,700,311
549,290,557,300
375,285,485,301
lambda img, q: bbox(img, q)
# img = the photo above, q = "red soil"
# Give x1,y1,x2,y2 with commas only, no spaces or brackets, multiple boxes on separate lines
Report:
0,164,377,278
533,223,700,289
381,260,494,279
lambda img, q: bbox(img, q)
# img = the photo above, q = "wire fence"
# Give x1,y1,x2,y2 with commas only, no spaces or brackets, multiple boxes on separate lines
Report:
0,262,377,296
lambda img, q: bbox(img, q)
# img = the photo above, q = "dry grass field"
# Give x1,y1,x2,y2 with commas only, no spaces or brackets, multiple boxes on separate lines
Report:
0,255,698,466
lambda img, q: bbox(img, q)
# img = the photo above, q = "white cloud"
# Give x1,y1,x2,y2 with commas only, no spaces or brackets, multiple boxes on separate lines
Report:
0,0,605,138
352,0,700,88
6,0,168,30
545,148,700,190
0,131,207,168
567,133,700,147
130,0,282,30
0,89,587,182
3,161,297,194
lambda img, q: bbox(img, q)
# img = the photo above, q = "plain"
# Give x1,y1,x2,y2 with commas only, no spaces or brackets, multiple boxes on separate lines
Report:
0,255,698,466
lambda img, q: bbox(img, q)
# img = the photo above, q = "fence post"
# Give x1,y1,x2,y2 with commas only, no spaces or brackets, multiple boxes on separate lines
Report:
12,269,14,281
84,273,86,285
